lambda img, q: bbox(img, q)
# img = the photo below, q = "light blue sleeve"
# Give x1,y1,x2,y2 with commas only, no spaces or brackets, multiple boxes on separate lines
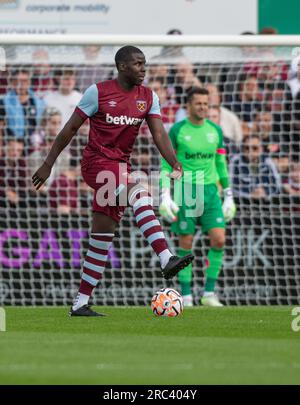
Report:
148,91,161,116
77,84,98,117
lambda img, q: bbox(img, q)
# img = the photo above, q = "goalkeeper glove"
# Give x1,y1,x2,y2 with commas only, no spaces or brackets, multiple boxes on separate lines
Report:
159,188,179,223
222,188,236,223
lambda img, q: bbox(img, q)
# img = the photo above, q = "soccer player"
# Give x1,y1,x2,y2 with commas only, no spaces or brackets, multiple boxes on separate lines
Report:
159,87,236,307
32,46,194,316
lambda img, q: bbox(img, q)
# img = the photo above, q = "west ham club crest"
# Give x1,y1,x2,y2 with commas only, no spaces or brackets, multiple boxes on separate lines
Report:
136,100,147,112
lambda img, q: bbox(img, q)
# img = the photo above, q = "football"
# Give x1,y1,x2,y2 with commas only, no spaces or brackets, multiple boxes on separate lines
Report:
151,288,183,317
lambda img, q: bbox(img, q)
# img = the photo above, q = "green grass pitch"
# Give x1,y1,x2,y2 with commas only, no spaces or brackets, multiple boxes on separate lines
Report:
0,306,299,385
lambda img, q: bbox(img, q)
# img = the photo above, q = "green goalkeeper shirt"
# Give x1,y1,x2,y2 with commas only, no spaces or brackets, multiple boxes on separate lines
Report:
161,118,230,188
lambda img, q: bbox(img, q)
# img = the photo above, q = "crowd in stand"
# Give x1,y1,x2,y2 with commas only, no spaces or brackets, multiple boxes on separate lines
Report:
0,39,300,216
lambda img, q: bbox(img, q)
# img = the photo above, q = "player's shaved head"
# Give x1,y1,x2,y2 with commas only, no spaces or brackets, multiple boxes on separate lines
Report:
115,46,144,70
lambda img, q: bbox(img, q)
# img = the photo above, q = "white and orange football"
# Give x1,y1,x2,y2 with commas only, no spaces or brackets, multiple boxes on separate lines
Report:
151,288,183,317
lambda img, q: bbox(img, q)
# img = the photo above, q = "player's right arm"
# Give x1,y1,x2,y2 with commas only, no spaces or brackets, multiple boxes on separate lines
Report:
32,84,98,190
32,112,85,190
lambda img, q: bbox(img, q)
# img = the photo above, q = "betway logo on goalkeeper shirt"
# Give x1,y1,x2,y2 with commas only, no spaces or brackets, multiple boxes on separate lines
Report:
185,151,214,160
106,113,143,126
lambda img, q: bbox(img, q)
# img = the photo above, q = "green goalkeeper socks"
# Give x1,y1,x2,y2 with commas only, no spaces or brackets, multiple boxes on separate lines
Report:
177,247,224,295
204,247,224,293
178,248,193,296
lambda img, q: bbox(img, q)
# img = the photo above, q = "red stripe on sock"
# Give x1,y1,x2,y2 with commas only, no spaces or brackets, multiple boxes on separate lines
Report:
79,279,94,295
83,267,103,281
134,205,151,217
143,225,163,239
85,256,106,267
85,255,106,268
89,245,108,256
137,214,157,228
77,235,112,297
133,193,169,257
151,239,169,255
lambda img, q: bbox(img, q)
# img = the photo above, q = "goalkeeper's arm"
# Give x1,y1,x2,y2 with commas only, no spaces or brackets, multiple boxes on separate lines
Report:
215,149,236,222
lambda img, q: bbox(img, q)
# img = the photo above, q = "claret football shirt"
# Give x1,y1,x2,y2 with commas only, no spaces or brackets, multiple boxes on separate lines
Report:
75,79,161,162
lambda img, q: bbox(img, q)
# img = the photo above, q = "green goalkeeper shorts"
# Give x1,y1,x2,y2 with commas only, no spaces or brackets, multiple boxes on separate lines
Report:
171,183,225,235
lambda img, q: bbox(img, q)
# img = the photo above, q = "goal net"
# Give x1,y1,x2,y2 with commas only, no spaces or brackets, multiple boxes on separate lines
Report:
0,35,299,305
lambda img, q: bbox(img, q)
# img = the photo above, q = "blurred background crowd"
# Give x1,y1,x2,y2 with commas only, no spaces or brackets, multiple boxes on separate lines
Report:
0,30,300,216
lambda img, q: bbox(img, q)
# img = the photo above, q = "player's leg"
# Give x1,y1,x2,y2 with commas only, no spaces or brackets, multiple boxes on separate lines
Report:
170,183,197,305
128,183,194,279
178,234,194,307
201,228,225,307
71,158,121,317
200,184,226,307
70,212,117,316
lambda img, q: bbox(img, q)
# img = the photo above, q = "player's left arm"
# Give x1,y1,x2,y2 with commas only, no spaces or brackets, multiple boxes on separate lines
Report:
215,128,236,223
146,91,182,180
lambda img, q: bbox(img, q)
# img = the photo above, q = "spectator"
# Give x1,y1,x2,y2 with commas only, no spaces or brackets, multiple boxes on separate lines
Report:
147,63,176,102
147,63,170,84
31,49,54,98
272,151,290,186
267,81,291,153
208,105,239,155
30,106,62,151
259,27,278,35
157,28,185,59
44,68,82,128
0,68,45,152
28,107,70,186
231,73,262,123
0,69,8,95
241,120,251,138
288,55,300,97
240,31,257,58
148,77,180,131
174,60,202,105
207,105,221,124
206,83,243,146
283,158,300,197
77,46,114,92
230,134,281,200
252,110,279,152
70,118,89,162
0,137,27,208
48,158,79,215
287,56,300,152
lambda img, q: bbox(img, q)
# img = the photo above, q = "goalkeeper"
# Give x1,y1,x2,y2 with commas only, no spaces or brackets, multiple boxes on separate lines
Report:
159,87,236,307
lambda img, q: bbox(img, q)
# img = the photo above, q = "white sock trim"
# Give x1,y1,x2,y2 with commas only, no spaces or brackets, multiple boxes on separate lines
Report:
128,186,146,206
91,233,114,237
72,292,90,310
159,249,173,269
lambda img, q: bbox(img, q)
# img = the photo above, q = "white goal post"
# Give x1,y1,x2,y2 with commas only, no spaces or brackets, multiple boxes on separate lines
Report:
1,34,300,46
0,34,300,306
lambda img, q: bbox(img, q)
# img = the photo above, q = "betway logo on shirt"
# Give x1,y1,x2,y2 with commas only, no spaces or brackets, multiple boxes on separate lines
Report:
106,113,143,126
185,152,214,160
